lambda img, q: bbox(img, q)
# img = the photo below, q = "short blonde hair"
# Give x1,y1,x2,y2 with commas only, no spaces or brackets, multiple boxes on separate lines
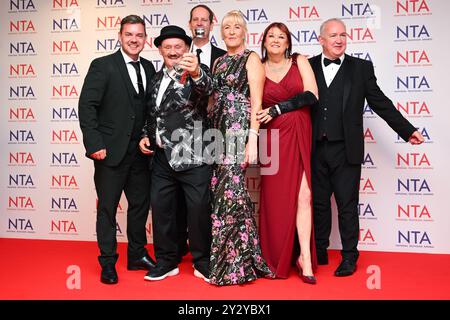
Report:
221,10,247,39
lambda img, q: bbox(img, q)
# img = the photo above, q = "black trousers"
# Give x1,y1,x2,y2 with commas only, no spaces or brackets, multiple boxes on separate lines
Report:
176,188,188,260
94,148,151,267
151,149,212,271
312,140,361,263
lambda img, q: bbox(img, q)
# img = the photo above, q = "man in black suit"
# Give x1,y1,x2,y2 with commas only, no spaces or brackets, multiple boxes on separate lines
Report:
139,25,213,282
308,18,424,276
78,15,156,284
188,4,227,70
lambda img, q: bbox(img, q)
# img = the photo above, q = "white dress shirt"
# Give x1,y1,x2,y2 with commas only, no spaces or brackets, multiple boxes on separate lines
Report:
321,54,344,87
192,42,212,69
156,68,172,107
120,48,147,94
154,68,172,147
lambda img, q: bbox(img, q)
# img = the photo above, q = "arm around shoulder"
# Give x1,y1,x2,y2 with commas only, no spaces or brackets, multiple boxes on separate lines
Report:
266,55,318,118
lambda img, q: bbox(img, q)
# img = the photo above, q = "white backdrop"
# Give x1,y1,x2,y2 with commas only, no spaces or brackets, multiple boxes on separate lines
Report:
2,0,449,254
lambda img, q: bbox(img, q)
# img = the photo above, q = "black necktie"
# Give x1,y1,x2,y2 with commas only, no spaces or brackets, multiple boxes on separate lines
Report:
196,48,202,64
324,57,341,67
130,61,144,98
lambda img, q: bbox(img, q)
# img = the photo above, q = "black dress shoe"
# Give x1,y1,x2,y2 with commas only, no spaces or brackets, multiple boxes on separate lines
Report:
101,264,118,284
334,259,357,277
127,253,156,271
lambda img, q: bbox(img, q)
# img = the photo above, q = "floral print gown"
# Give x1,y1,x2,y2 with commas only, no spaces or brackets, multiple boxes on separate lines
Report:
208,49,274,285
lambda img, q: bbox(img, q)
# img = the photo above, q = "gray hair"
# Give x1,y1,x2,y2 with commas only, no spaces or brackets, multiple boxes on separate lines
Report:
319,18,346,35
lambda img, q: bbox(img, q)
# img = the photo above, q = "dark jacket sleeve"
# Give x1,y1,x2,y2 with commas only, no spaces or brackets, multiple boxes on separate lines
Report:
191,64,213,97
141,60,157,140
362,61,416,141
141,118,150,138
78,58,107,156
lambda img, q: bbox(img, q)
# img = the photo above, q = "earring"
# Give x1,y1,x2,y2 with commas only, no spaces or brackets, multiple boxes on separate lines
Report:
284,49,289,59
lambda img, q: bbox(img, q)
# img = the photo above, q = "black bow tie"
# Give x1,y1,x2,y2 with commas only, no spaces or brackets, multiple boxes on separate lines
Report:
324,57,341,67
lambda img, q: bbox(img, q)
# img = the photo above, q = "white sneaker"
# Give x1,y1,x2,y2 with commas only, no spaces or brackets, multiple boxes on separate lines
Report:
144,267,179,281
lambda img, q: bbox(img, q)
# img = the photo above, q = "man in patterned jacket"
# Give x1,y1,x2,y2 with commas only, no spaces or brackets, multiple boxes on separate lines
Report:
139,25,212,283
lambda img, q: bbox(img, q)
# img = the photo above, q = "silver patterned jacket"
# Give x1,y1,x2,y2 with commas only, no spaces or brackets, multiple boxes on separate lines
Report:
142,64,213,171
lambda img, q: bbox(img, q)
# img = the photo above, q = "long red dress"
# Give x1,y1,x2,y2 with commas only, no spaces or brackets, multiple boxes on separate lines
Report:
259,55,317,278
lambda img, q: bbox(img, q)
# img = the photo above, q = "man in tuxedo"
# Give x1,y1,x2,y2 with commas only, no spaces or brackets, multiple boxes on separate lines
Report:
188,4,226,70
78,15,156,284
308,18,424,276
139,25,213,282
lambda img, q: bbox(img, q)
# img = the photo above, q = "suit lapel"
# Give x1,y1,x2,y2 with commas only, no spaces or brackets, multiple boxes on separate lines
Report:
112,50,137,109
311,54,327,92
211,46,219,69
149,71,164,111
150,70,179,113
142,61,151,96
342,54,353,113
211,45,226,71
209,45,216,69
310,53,322,73
159,79,176,108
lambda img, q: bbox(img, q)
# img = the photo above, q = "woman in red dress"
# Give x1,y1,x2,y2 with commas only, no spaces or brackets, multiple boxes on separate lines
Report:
257,22,319,283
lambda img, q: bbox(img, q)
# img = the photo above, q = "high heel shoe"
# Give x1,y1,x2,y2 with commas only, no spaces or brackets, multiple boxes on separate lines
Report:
296,259,317,285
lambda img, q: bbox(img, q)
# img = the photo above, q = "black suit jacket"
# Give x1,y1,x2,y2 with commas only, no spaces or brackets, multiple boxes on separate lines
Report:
78,50,155,166
143,65,213,171
309,53,416,164
210,44,226,70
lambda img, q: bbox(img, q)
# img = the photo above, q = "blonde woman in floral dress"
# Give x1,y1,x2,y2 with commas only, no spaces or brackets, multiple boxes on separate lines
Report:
208,10,274,286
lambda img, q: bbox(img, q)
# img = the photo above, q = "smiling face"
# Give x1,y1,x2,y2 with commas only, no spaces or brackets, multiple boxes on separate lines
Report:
118,22,146,61
264,26,289,57
221,15,246,52
319,20,347,59
189,6,213,40
158,38,189,69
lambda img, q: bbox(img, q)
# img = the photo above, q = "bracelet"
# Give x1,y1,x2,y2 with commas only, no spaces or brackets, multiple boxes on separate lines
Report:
249,128,259,136
268,106,279,118
275,104,281,115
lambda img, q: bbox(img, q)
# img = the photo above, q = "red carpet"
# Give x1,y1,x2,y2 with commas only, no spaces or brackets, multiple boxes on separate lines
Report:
1,238,448,300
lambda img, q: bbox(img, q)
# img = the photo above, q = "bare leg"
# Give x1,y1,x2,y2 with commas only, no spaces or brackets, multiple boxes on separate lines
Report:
296,171,314,277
